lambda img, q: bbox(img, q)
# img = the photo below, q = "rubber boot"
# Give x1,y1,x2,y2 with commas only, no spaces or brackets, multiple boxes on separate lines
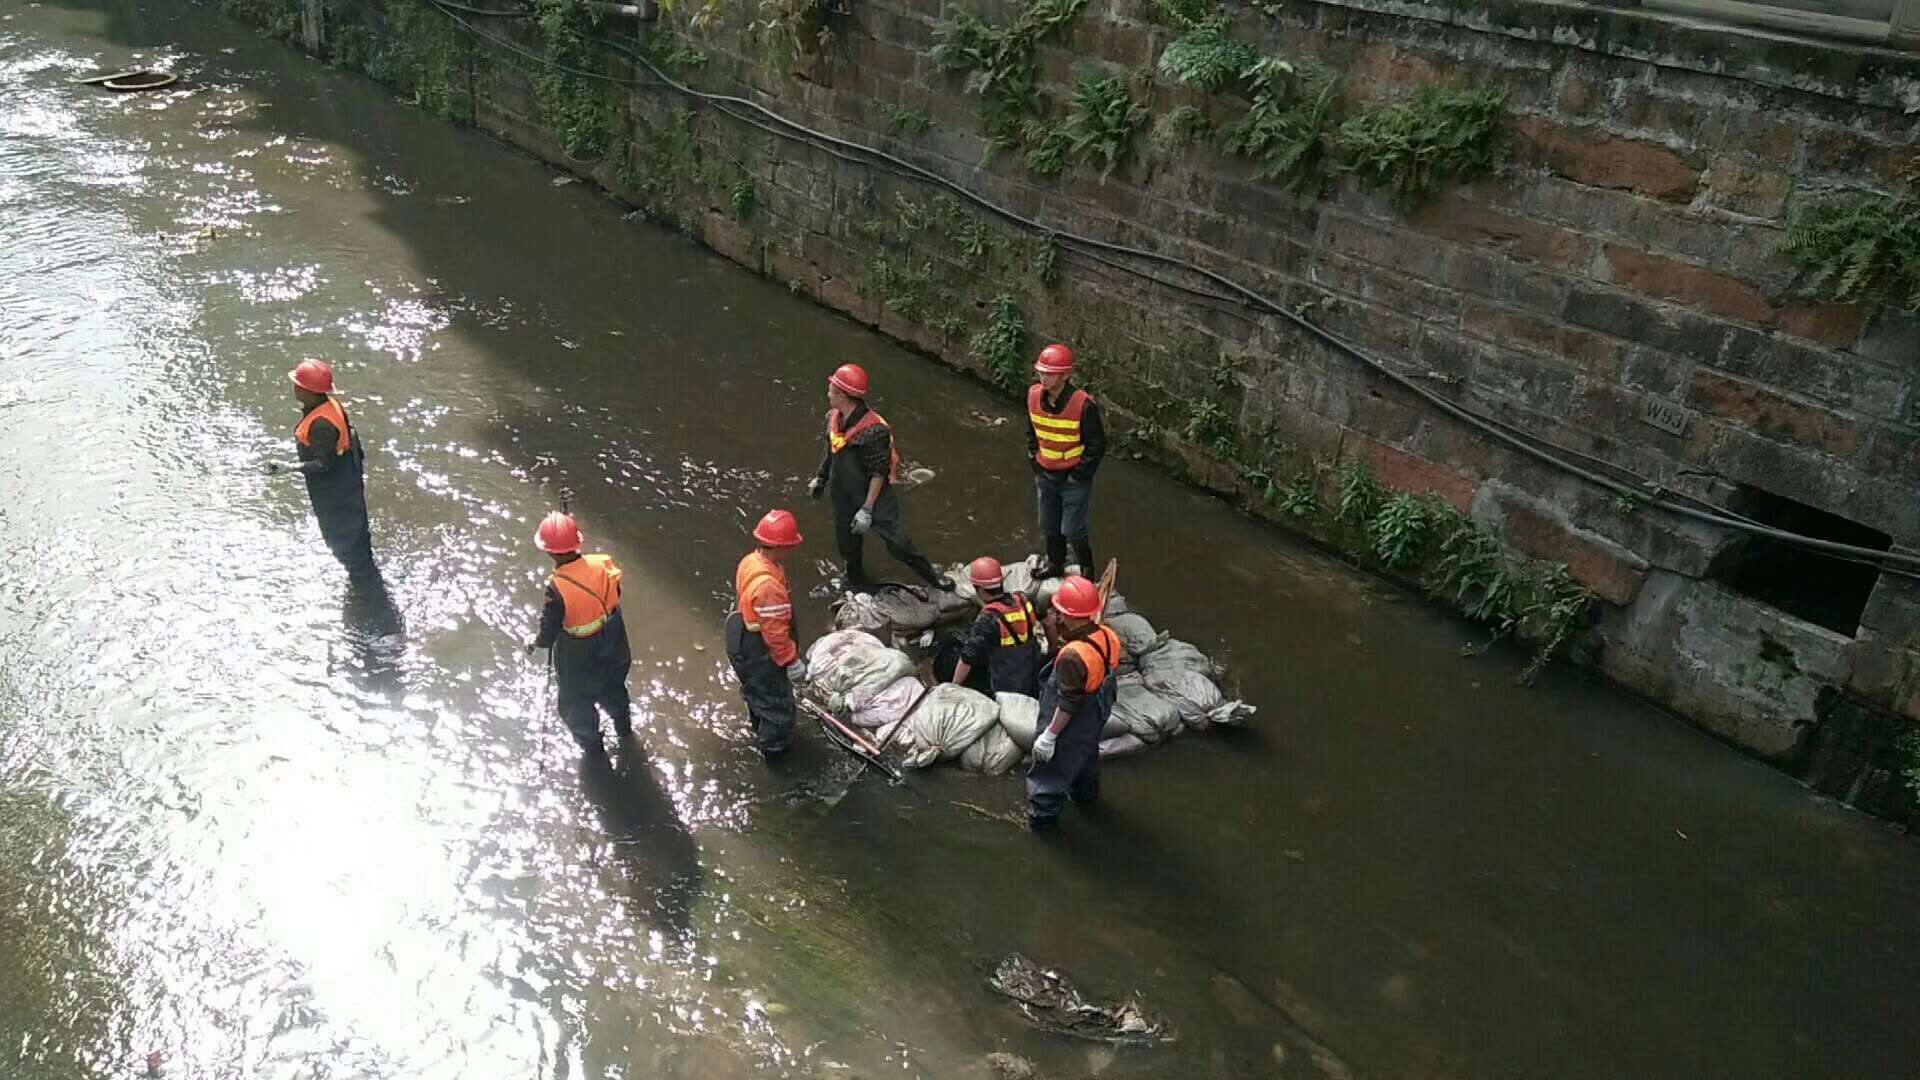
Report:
1073,540,1096,578
843,557,879,594
1036,535,1068,580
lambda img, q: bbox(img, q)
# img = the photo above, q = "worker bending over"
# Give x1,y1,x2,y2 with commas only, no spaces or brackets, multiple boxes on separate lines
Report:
727,510,807,760
1026,344,1105,578
809,363,950,593
525,512,633,757
949,557,1041,698
267,359,377,579
1026,575,1121,831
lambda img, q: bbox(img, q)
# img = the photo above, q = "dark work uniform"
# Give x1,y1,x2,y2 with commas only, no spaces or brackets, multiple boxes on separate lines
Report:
535,554,634,753
727,550,798,758
815,403,941,588
295,398,377,579
1027,381,1106,574
957,589,1042,698
1027,622,1120,831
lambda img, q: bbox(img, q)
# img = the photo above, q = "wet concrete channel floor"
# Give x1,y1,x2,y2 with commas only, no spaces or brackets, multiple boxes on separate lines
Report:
2,2,1919,1076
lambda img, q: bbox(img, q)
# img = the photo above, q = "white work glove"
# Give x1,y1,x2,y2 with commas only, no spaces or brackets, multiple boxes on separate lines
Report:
524,638,540,657
264,460,296,476
1032,728,1057,763
808,476,825,500
851,507,873,534
785,659,809,683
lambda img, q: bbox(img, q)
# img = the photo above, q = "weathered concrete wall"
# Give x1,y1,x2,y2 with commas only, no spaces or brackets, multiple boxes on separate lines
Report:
239,0,1920,821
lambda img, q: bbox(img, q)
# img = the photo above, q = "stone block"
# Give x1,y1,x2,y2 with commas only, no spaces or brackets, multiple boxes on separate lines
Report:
1554,68,1609,117
1358,437,1478,510
1701,160,1791,219
1409,195,1594,273
1603,245,1774,326
1852,313,1920,366
1460,300,1623,378
1614,85,1702,148
1776,303,1869,349
1603,577,1849,762
1844,632,1915,711
1685,369,1860,459
1479,481,1650,604
1347,42,1444,91
1562,284,1730,362
1859,571,1920,640
1804,126,1915,185
703,211,764,272
1514,116,1701,203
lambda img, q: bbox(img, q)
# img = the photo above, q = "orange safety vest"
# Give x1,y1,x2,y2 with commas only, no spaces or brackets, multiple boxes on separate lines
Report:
983,592,1039,648
734,550,791,633
553,553,622,638
1059,624,1121,692
1028,385,1091,471
294,397,352,454
827,408,899,482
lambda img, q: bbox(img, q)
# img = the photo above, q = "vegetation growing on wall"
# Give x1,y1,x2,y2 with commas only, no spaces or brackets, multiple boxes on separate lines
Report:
531,0,620,160
1783,193,1920,313
934,0,1505,201
930,0,1090,159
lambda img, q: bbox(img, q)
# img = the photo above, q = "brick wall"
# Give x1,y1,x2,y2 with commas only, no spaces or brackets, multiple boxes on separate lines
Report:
337,0,1920,811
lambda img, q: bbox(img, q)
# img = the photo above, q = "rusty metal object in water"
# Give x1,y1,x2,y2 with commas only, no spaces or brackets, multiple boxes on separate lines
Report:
987,954,1175,1045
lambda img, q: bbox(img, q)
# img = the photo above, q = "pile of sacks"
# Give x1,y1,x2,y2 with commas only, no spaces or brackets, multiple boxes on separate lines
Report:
804,594,1255,775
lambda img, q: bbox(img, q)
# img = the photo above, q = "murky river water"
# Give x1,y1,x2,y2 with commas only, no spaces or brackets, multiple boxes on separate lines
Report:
4,3,1920,1077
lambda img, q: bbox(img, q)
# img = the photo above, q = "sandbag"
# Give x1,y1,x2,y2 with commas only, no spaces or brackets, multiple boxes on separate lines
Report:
833,593,892,637
868,584,943,634
1099,733,1146,758
853,675,924,729
806,628,883,671
1137,638,1213,679
1106,612,1161,659
958,724,1024,774
901,683,999,762
809,638,916,712
1001,559,1036,598
996,692,1040,751
1110,675,1183,743
1103,591,1130,617
1142,669,1223,727
1032,576,1061,613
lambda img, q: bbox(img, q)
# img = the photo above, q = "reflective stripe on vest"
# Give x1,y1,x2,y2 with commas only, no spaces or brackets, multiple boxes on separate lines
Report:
294,397,352,454
1028,385,1089,471
734,550,789,633
1061,625,1121,692
984,593,1037,647
827,407,900,482
554,554,620,638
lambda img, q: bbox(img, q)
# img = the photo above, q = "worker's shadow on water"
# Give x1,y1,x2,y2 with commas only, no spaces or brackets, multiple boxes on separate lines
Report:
1043,787,1223,925
577,742,704,938
336,572,407,688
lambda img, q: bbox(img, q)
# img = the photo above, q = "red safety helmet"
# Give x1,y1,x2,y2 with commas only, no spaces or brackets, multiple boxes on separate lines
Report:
828,363,869,397
753,509,803,548
1051,575,1102,619
1033,343,1075,375
967,556,1004,590
288,358,336,394
534,511,582,554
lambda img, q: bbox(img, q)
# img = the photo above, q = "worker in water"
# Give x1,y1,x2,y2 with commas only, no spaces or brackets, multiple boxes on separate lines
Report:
726,509,808,759
808,363,951,593
1027,575,1121,832
949,556,1042,698
524,511,633,757
266,359,377,579
1027,344,1106,578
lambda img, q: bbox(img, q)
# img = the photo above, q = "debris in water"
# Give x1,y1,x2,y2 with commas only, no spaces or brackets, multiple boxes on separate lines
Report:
985,1051,1037,1078
987,954,1174,1045
550,175,578,187
145,1050,167,1075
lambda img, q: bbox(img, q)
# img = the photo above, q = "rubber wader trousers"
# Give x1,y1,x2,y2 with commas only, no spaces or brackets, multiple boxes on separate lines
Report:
724,611,794,757
1025,659,1114,830
553,607,633,753
304,446,377,579
832,488,940,586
